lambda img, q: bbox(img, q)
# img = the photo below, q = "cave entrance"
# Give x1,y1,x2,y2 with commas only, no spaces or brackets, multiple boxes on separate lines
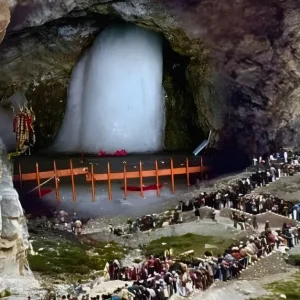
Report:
50,22,200,155
5,17,202,155
51,23,165,155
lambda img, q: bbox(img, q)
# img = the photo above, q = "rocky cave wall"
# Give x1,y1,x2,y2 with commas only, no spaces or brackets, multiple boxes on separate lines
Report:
0,138,38,295
1,0,300,155
0,0,216,152
0,4,37,294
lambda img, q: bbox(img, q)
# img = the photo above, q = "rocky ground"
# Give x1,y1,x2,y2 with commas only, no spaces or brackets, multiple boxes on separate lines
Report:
254,173,300,203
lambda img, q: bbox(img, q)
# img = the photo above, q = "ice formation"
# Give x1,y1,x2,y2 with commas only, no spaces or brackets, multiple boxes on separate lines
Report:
52,24,165,154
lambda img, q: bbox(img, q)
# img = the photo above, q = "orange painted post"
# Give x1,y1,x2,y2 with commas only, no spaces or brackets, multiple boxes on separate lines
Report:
70,159,76,202
91,163,95,202
186,157,190,186
35,162,41,199
170,158,175,194
200,156,204,180
107,162,112,201
18,163,23,188
155,160,160,197
53,160,61,203
123,162,127,199
139,161,144,198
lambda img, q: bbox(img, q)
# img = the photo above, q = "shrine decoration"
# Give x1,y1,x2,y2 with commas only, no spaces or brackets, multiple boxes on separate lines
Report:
12,104,36,155
97,149,127,157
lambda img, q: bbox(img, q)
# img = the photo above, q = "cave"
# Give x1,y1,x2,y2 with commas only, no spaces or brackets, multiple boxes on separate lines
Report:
2,0,296,158
0,12,212,155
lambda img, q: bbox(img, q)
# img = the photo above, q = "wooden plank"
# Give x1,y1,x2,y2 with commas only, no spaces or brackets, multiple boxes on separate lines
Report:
18,163,22,188
70,159,76,202
107,162,112,201
82,166,211,182
57,168,88,177
53,160,61,203
201,156,204,180
186,157,190,186
91,163,95,202
170,158,175,194
35,163,41,198
123,162,127,199
139,161,144,198
155,160,160,197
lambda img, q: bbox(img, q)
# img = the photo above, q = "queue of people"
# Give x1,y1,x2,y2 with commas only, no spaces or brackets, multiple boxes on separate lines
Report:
100,219,299,300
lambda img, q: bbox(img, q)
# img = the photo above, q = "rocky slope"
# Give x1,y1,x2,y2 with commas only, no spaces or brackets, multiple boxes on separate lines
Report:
0,138,39,295
1,0,300,153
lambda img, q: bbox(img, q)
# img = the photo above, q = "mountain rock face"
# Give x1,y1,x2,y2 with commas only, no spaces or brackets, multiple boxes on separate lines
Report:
0,138,39,295
1,0,300,154
0,0,10,43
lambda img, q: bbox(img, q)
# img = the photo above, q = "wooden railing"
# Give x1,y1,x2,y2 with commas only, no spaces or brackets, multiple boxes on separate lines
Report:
13,157,211,202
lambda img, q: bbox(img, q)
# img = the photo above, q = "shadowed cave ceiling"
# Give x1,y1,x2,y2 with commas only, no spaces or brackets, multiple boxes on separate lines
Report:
1,0,300,156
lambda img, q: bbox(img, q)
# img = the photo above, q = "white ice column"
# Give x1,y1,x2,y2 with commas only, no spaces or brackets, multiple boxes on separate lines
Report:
52,24,165,154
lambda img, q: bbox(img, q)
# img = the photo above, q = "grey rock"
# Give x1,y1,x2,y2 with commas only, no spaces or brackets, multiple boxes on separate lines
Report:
0,138,40,296
0,187,23,218
1,217,19,240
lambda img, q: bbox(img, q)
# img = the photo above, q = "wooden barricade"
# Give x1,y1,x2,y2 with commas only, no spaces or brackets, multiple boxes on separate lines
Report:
13,157,211,202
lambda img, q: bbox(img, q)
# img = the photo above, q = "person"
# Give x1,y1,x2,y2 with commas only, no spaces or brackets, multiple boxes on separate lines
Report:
265,220,271,232
211,209,216,221
253,158,258,166
284,151,288,163
147,255,155,276
108,224,114,233
59,210,68,224
252,216,258,230
74,219,82,235
232,212,238,229
194,207,200,221
72,213,78,233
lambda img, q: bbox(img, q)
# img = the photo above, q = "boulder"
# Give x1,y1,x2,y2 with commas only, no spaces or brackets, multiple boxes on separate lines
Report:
1,187,23,218
0,137,39,295
1,217,20,240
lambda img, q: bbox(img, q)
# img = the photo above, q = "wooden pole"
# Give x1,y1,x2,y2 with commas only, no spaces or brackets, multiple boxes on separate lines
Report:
35,162,41,199
200,156,204,181
91,163,95,202
155,160,160,197
123,162,127,199
18,163,23,188
53,160,61,203
70,159,76,202
170,158,175,194
186,157,190,186
107,162,112,201
139,161,144,198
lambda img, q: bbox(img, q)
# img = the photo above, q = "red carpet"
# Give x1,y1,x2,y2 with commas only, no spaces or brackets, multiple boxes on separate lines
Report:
98,149,127,156
30,188,53,198
121,184,163,191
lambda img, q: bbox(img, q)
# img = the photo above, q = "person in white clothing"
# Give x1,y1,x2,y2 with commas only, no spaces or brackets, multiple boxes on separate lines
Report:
284,151,288,163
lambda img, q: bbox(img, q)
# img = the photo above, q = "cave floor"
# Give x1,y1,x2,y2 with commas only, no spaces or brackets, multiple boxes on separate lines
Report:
14,152,212,218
